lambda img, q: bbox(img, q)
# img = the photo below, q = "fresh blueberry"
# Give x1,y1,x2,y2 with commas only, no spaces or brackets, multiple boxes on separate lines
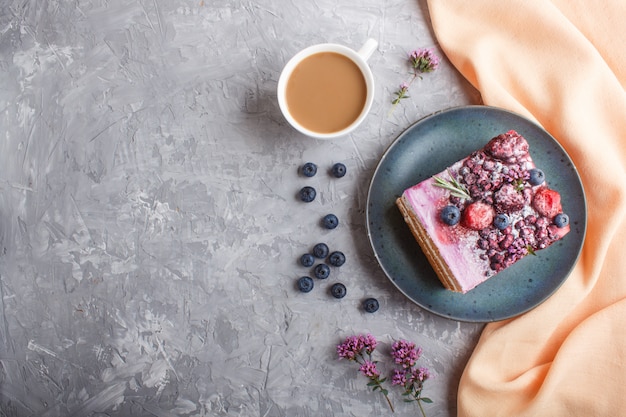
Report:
301,162,317,177
331,163,347,178
330,283,347,299
299,186,316,202
328,251,346,267
493,213,510,230
440,205,461,226
322,214,339,229
314,263,330,279
300,253,315,267
554,213,569,228
297,276,314,293
528,168,545,186
312,243,329,258
363,297,379,313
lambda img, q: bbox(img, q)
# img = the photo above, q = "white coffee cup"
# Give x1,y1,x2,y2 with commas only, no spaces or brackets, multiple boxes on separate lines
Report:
277,39,378,140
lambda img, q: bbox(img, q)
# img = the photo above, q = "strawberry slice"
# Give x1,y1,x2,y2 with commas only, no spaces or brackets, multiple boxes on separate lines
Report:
532,188,562,218
462,201,495,230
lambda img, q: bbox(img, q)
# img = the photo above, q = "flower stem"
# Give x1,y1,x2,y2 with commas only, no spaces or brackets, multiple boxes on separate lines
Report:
387,101,400,117
385,392,395,413
418,399,427,417
388,74,418,117
368,378,394,413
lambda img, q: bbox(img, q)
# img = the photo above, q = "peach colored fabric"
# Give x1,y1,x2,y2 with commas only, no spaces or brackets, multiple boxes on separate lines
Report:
426,1,626,416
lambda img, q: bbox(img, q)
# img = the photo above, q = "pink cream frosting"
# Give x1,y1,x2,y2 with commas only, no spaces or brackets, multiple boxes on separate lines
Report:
402,158,570,293
403,161,493,292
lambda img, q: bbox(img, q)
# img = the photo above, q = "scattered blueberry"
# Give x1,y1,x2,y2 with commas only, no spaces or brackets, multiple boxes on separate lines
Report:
330,283,347,299
554,213,569,228
331,163,347,178
300,253,315,267
301,162,317,177
493,213,510,230
312,243,329,258
322,213,339,229
363,297,380,313
299,186,316,202
328,251,346,267
528,168,545,186
297,276,314,293
440,205,461,226
313,263,330,279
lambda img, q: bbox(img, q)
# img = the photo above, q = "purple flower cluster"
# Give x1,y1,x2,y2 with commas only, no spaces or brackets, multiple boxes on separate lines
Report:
390,339,432,416
390,47,440,109
390,339,422,369
359,360,380,378
409,48,440,74
391,367,431,388
336,334,393,412
337,335,432,416
390,340,430,386
337,334,377,360
391,367,430,387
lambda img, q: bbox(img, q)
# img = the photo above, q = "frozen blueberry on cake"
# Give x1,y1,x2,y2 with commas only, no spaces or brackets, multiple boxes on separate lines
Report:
395,130,570,293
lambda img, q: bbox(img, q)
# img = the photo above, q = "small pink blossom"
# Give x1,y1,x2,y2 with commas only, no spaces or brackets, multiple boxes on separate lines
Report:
409,48,440,74
336,334,432,415
412,367,430,384
392,82,410,105
337,334,377,360
361,333,377,354
390,339,433,417
390,47,440,112
391,368,408,386
359,360,380,378
336,334,393,412
391,339,422,369
337,335,362,360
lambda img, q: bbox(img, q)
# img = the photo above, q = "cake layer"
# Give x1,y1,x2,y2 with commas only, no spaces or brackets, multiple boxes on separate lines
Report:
396,130,570,293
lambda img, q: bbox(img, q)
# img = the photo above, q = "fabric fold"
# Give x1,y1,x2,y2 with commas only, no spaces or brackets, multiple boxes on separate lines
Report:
426,1,626,415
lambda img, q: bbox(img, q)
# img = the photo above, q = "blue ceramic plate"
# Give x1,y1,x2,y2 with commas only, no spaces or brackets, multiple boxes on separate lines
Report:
366,106,586,322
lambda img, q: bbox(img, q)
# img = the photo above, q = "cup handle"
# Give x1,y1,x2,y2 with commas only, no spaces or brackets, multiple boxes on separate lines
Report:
357,38,378,62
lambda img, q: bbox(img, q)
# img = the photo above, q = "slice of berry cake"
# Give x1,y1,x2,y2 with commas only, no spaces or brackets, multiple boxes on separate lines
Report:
396,130,570,293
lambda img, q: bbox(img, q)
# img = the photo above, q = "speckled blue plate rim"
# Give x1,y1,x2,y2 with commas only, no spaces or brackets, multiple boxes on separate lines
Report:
366,105,587,323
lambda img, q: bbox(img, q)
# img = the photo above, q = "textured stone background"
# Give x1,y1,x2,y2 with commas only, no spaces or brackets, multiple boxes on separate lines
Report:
0,0,483,415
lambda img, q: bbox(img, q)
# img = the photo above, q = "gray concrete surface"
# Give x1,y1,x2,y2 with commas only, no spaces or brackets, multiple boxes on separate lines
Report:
0,0,483,415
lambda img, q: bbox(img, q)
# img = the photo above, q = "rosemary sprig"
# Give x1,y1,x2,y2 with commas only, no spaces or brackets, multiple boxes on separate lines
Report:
432,169,471,200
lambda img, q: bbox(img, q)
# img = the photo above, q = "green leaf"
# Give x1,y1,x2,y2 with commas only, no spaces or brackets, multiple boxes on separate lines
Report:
432,169,472,200
421,397,433,404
